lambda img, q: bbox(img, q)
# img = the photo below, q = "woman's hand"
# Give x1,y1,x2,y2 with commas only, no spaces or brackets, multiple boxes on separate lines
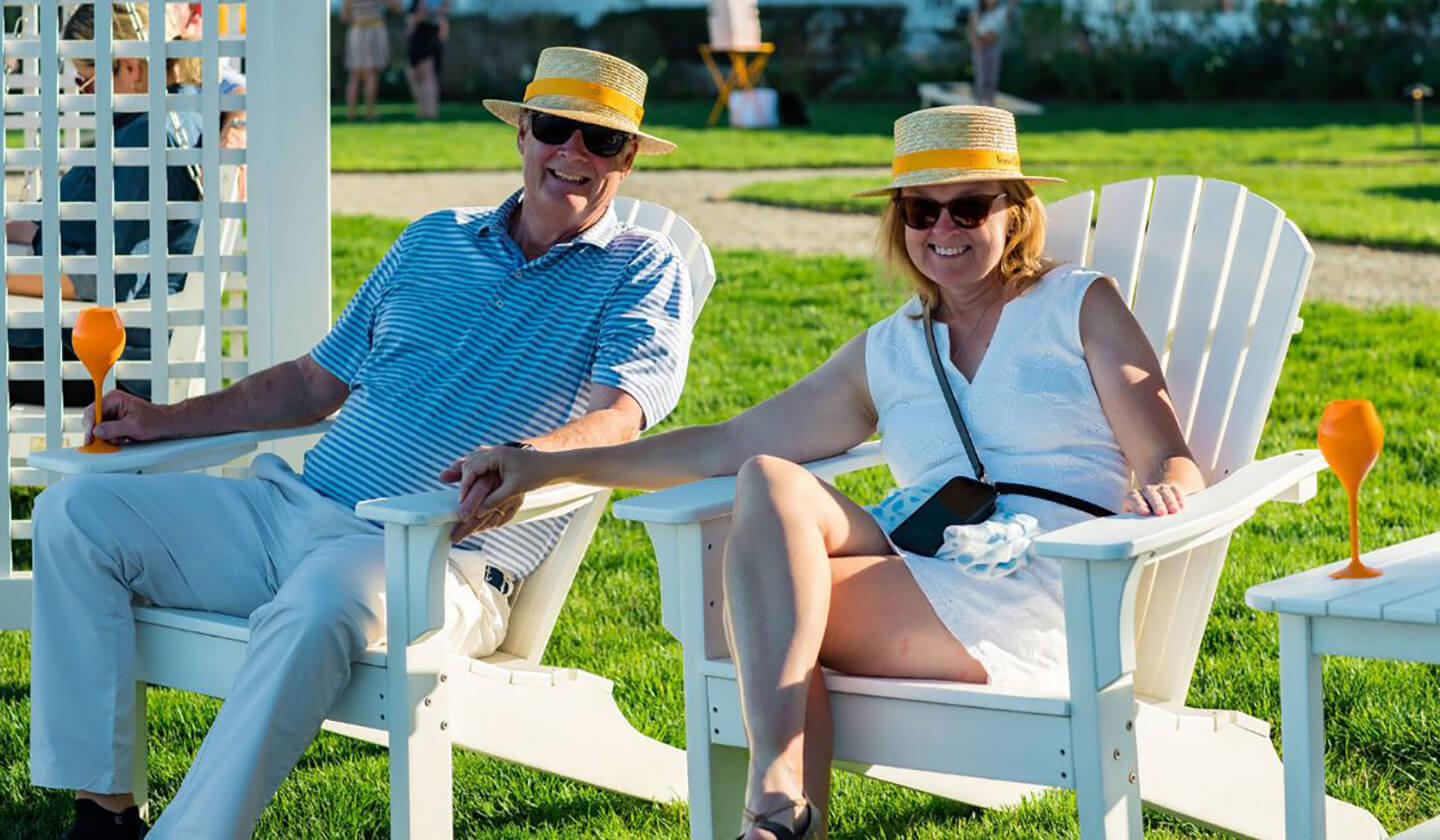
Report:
1123,482,1188,517
439,445,560,542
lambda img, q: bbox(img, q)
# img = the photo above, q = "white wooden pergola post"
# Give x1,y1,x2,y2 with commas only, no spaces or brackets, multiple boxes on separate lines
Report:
243,0,332,467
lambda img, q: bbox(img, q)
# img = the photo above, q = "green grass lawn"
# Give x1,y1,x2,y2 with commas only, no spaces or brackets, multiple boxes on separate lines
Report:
2,215,1438,837
729,164,1440,253
330,100,1436,172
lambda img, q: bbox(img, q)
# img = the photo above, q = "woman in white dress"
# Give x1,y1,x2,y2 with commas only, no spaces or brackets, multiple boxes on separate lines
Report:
341,0,402,122
441,105,1205,840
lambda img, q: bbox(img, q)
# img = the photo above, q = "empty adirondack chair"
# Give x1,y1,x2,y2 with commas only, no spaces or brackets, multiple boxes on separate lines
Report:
611,176,1386,839
30,197,712,837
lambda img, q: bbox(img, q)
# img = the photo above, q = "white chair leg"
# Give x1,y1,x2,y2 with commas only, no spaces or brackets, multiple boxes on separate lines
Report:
1071,675,1142,839
384,522,454,839
131,683,149,822
387,650,452,840
690,740,747,840
1280,614,1326,840
1062,558,1143,840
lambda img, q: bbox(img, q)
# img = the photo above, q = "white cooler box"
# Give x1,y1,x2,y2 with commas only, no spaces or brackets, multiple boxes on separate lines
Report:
728,87,778,128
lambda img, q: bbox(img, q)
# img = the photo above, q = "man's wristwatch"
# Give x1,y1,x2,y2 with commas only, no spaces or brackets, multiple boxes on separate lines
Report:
500,440,536,451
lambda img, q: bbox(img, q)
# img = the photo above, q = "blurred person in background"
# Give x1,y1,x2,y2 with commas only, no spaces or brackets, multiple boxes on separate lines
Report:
342,0,401,121
968,0,1016,106
405,0,448,119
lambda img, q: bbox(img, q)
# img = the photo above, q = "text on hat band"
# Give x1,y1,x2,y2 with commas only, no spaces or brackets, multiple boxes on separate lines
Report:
892,148,1022,177
524,78,645,125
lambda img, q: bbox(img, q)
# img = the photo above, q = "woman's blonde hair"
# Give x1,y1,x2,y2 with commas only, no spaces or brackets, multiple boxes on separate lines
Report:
879,180,1055,313
63,3,203,88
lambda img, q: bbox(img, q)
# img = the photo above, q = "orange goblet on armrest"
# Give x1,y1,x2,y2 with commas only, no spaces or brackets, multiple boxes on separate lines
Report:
1316,399,1384,579
72,306,126,454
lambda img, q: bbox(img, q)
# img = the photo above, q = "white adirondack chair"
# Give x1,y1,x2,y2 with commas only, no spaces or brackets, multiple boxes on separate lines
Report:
30,196,713,837
611,176,1387,839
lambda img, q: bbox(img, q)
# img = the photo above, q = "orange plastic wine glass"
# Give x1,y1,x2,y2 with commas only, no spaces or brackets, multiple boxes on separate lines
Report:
72,307,126,454
1317,400,1384,579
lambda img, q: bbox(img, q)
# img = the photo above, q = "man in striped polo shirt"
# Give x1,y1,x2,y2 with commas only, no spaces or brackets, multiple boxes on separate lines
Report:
29,48,691,839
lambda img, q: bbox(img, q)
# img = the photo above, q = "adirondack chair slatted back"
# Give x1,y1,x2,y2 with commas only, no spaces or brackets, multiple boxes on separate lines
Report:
501,195,716,663
612,196,719,318
1046,176,1312,704
0,1,331,608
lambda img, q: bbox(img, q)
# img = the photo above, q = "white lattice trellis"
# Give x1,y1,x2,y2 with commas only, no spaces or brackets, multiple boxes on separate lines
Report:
0,0,331,628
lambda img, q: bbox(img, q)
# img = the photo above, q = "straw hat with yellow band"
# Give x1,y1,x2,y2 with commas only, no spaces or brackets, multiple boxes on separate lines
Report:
483,47,676,156
853,105,1062,197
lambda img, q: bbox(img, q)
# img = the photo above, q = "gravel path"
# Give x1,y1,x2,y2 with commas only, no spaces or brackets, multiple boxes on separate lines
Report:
332,168,1427,309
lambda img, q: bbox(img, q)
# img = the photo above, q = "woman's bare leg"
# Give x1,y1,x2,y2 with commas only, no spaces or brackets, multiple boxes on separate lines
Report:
362,68,380,121
404,62,420,119
725,455,985,840
412,58,437,120
801,668,833,837
427,62,441,119
345,69,359,122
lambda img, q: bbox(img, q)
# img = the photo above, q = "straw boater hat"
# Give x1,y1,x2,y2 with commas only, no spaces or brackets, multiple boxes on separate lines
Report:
854,105,1062,197
483,47,676,156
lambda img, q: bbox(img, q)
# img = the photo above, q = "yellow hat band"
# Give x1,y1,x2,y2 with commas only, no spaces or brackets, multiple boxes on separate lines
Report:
892,148,1022,176
524,77,645,125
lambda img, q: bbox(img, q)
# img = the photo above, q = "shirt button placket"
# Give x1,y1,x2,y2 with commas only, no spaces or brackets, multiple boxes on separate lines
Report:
497,267,521,309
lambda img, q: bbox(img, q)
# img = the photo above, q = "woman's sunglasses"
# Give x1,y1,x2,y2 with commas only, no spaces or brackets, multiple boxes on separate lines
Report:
894,194,1005,230
529,112,632,158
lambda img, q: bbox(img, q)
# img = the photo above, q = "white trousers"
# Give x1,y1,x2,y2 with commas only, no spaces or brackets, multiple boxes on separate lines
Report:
29,454,510,839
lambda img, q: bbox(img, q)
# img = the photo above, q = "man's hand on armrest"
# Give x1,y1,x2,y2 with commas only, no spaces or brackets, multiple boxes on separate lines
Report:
85,390,177,446
86,355,349,447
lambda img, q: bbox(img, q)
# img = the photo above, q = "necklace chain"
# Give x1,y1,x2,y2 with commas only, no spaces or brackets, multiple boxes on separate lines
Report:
945,289,1005,366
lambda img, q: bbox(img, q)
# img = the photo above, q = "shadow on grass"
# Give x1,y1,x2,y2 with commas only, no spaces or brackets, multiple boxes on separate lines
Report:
457,793,979,838
1366,183,1440,202
0,789,71,840
0,680,30,705
830,797,981,838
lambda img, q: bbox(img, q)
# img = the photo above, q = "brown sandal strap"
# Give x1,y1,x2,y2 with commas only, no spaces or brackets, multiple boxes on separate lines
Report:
739,797,814,840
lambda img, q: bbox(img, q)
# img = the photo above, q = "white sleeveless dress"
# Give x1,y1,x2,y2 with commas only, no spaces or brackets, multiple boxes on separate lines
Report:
863,263,1130,691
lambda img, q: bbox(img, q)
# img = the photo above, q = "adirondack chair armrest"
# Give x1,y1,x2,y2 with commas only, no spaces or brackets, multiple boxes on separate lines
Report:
354,481,608,527
26,421,335,476
1032,449,1326,564
355,482,609,646
611,440,885,525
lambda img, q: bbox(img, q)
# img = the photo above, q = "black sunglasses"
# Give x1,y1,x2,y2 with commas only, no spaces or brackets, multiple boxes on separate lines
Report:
529,112,632,158
894,194,1005,230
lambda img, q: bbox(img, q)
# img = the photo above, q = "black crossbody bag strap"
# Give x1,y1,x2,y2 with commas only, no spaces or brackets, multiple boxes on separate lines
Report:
922,309,989,483
922,309,1115,518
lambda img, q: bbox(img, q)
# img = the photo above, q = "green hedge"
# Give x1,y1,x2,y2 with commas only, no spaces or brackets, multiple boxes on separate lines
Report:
991,0,1440,102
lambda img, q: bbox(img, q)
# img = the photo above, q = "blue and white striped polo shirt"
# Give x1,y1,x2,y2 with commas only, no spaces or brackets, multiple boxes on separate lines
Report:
305,190,693,578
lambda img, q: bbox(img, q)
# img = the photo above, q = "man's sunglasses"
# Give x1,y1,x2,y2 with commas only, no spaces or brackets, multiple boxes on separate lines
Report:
529,112,632,158
894,194,1005,230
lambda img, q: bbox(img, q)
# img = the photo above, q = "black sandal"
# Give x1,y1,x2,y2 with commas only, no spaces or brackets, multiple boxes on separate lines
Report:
736,796,815,840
